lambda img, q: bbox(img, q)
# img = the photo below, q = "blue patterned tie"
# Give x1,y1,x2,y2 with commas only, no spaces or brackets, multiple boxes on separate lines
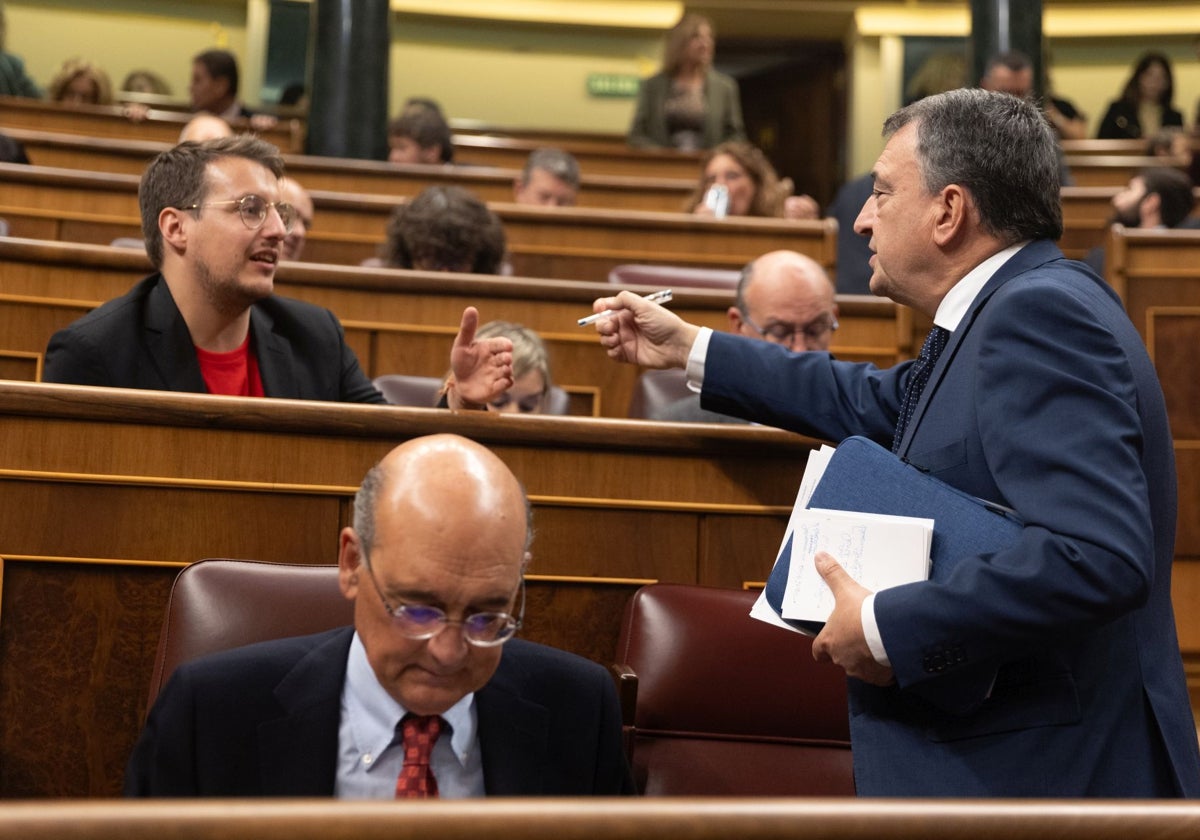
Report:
893,325,950,453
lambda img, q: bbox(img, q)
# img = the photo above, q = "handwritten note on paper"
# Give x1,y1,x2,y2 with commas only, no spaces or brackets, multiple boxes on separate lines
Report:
780,508,933,624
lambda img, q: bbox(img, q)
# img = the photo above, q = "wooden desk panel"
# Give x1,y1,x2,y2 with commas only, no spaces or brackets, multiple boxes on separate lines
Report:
3,127,694,212
0,163,836,282
3,798,1200,839
0,381,813,796
0,94,302,152
3,798,1200,838
452,134,702,180
1062,154,1178,188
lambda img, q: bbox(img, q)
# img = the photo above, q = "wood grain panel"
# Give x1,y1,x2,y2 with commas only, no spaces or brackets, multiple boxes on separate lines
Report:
2,126,695,212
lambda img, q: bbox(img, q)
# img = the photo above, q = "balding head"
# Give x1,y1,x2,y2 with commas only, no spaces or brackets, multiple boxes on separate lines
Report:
729,251,838,351
178,114,234,144
338,435,530,714
279,177,314,261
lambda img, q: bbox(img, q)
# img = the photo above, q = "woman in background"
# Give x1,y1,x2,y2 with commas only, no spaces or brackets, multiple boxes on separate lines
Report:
442,321,553,414
685,141,818,220
1097,52,1183,139
47,58,113,106
628,13,745,151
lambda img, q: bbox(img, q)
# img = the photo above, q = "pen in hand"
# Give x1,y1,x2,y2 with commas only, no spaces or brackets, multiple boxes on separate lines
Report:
577,289,673,326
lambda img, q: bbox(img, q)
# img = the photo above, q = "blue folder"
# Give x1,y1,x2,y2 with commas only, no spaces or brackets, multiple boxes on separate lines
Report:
764,435,1022,634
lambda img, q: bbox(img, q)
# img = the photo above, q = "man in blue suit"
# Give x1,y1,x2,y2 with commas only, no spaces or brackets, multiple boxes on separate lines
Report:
588,88,1200,797
126,434,634,797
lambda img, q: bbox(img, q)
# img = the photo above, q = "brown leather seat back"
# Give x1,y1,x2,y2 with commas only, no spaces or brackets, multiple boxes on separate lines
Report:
146,559,351,708
615,583,854,796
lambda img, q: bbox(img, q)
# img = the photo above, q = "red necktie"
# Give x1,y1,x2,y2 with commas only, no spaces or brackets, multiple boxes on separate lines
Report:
395,714,444,798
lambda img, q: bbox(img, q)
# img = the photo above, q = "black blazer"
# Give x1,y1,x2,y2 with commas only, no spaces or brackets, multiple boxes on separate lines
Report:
1096,99,1184,139
43,273,385,403
124,627,634,796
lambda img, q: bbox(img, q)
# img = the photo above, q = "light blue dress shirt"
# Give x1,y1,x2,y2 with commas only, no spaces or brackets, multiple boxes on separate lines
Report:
334,633,485,798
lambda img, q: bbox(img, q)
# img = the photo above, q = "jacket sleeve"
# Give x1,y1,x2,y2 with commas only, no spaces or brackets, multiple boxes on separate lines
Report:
627,75,665,148
327,310,386,404
43,327,112,386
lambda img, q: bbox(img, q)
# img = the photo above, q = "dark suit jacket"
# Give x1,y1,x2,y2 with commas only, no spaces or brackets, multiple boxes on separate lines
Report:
627,69,746,150
1097,99,1184,139
125,627,634,796
43,274,384,403
701,240,1200,797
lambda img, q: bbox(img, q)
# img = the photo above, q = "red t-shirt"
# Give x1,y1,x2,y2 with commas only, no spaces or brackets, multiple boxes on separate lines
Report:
195,335,265,397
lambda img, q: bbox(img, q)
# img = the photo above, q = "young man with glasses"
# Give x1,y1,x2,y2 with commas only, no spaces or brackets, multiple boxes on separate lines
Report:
43,136,513,405
126,434,634,797
655,249,838,423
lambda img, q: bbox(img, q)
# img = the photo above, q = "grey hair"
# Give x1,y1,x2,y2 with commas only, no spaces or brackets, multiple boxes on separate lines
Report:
522,148,581,190
882,87,1062,244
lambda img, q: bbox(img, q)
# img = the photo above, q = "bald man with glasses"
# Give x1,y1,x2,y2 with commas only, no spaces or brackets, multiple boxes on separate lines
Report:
44,136,512,406
126,434,634,797
654,250,838,423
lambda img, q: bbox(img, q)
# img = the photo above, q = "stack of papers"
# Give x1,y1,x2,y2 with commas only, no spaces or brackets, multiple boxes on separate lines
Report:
752,445,932,635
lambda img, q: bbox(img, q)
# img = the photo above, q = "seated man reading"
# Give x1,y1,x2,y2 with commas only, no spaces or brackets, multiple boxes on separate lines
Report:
125,434,635,797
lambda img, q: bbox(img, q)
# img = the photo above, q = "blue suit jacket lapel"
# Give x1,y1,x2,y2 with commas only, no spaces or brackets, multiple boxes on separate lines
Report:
256,627,353,796
477,658,550,795
898,240,1065,456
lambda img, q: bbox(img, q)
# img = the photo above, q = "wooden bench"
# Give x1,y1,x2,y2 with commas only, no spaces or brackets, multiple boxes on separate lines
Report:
0,236,910,417
3,799,1200,838
0,380,815,796
451,133,702,180
0,93,302,152
3,127,694,212
1062,154,1186,189
0,162,837,281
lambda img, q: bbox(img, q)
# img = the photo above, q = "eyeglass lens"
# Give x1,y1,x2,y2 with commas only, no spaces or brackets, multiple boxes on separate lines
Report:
392,603,517,646
238,195,295,233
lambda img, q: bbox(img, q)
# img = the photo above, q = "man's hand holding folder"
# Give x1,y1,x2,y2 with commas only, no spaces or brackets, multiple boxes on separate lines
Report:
754,436,1022,683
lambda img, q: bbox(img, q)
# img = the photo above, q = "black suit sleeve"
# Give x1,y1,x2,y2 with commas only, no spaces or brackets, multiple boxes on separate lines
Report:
324,309,386,404
43,327,112,386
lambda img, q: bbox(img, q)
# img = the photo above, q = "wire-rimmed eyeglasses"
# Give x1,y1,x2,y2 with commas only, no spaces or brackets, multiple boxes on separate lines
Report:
740,311,839,348
361,560,524,647
181,194,296,234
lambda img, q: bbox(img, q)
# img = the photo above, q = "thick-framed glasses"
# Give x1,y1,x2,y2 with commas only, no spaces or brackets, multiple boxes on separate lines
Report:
362,560,524,647
181,194,296,234
741,311,839,347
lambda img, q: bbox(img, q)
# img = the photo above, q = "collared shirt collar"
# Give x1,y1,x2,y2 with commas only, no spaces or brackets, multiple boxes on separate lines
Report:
342,631,477,770
933,241,1028,332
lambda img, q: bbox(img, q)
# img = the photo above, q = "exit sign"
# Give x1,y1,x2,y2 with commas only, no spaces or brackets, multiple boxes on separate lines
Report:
587,74,640,98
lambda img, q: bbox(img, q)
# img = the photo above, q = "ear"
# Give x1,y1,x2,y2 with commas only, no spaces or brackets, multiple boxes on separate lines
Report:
1140,192,1162,227
337,527,363,601
520,551,532,575
931,183,970,248
726,305,744,332
159,206,189,255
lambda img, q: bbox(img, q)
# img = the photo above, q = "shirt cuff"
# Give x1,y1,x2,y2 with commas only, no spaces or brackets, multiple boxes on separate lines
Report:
684,327,714,392
861,592,891,667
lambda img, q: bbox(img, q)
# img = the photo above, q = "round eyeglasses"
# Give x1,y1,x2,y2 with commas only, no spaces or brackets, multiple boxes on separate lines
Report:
362,561,524,648
741,311,839,348
182,194,296,234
